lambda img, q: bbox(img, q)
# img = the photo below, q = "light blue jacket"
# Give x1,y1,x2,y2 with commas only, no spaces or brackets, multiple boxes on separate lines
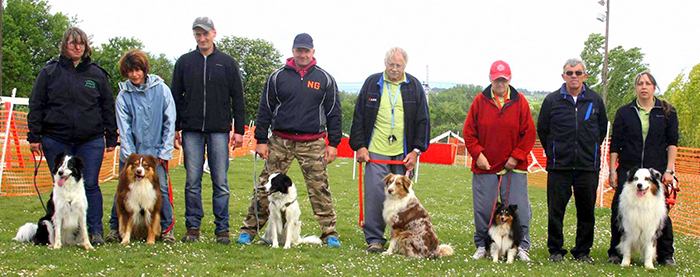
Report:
116,74,176,163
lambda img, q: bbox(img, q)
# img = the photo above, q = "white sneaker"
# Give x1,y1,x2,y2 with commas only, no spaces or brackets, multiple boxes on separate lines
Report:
517,248,531,262
472,246,487,259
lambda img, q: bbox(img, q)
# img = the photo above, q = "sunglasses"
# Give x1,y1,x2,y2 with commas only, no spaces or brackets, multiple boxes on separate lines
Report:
565,71,584,76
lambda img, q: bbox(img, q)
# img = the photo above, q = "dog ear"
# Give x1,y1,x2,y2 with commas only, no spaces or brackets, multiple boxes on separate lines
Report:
400,176,412,191
495,202,504,210
71,156,84,173
649,168,662,181
509,204,518,212
145,155,158,167
52,152,66,174
626,167,639,183
382,174,394,186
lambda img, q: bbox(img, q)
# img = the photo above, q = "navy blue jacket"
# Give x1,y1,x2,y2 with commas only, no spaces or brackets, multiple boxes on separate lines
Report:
349,72,430,155
537,83,608,171
254,62,342,147
27,56,118,147
610,98,678,172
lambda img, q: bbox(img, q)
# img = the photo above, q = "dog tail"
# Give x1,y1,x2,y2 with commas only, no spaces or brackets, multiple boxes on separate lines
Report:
14,223,38,243
436,244,454,258
300,235,322,244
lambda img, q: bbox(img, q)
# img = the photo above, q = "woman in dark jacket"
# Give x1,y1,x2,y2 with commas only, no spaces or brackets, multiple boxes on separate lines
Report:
27,27,118,245
607,71,678,266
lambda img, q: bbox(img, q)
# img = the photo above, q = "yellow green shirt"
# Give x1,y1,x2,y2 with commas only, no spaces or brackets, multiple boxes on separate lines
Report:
369,72,406,156
636,99,651,143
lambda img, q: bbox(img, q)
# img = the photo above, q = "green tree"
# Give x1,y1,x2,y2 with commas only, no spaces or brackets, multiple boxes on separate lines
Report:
428,84,482,138
581,33,648,120
1,0,72,97
665,63,700,148
217,36,282,123
338,90,357,135
91,37,174,96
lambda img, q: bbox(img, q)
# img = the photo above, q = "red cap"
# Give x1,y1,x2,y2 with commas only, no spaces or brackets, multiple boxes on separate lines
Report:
490,60,511,81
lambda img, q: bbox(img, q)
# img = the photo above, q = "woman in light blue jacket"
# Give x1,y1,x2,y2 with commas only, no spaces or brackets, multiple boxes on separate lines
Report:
105,49,177,243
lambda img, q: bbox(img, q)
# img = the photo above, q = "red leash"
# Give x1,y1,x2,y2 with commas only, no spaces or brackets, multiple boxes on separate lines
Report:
162,162,175,235
487,171,512,229
358,159,406,227
665,176,680,210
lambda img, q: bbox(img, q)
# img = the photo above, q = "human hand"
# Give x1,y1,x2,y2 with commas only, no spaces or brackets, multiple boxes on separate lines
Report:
356,147,369,163
174,131,182,150
609,171,618,189
403,151,418,175
255,144,269,159
504,156,518,171
106,146,116,152
30,143,42,156
476,153,491,170
326,146,337,164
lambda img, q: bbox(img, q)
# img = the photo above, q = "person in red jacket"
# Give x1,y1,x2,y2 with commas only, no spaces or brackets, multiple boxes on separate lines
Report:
463,60,536,261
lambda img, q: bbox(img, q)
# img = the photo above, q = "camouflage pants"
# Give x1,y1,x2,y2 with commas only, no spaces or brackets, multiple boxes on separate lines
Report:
240,135,338,240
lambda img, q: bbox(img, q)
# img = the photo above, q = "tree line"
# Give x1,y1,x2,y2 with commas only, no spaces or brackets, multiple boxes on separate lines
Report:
3,0,698,147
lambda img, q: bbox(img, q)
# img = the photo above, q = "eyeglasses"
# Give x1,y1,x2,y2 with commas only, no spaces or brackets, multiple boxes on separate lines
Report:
68,40,85,47
387,63,404,69
565,71,584,76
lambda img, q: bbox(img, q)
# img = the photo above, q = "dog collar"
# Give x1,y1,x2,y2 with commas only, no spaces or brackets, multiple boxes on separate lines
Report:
284,199,297,208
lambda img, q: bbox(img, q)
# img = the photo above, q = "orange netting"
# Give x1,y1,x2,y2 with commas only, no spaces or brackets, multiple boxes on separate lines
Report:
0,109,256,197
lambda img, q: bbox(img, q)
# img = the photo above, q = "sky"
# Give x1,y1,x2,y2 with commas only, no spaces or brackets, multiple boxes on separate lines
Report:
45,0,700,92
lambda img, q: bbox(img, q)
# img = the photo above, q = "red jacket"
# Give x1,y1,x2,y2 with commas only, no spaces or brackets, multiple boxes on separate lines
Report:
462,85,536,174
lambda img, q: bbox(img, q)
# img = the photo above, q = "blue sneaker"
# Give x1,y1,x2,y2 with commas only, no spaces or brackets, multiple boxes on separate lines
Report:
236,233,252,245
325,237,341,247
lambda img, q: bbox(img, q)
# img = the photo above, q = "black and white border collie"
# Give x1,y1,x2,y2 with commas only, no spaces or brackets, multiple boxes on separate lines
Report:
14,152,93,250
617,167,667,269
487,202,522,263
381,173,453,258
260,173,321,249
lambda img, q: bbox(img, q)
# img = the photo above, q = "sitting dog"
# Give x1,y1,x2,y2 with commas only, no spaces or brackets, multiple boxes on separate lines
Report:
487,202,522,263
617,167,668,269
14,153,92,250
260,173,321,249
382,173,453,258
115,153,162,245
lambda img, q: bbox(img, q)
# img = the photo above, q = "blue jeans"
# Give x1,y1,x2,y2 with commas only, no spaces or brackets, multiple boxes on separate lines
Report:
182,132,230,234
109,161,173,232
42,136,106,235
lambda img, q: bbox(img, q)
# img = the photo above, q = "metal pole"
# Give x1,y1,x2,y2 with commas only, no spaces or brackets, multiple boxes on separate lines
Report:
602,0,610,103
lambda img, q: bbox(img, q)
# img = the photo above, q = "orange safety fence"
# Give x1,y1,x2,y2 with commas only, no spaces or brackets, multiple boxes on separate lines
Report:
0,108,257,197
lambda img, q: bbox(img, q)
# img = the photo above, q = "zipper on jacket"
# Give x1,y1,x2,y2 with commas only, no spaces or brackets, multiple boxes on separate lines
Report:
202,55,208,131
574,104,578,170
552,141,556,168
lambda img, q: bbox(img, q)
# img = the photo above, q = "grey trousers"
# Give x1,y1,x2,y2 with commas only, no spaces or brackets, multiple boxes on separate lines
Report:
472,172,532,250
362,152,407,246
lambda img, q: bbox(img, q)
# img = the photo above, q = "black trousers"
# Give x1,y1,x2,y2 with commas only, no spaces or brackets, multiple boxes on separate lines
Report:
547,170,599,257
607,167,674,261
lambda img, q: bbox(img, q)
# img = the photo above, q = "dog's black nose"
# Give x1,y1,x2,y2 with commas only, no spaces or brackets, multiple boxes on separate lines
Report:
387,189,393,194
637,184,643,189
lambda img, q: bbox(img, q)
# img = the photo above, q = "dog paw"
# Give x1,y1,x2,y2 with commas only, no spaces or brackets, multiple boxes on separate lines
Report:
84,244,94,250
271,244,279,249
381,251,392,256
283,245,291,249
52,243,62,250
645,263,656,270
621,261,631,267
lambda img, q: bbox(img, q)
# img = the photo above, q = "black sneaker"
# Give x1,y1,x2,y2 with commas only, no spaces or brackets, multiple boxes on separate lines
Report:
607,255,621,264
104,229,120,243
575,254,595,264
181,229,200,242
660,257,677,267
90,233,105,246
549,253,564,262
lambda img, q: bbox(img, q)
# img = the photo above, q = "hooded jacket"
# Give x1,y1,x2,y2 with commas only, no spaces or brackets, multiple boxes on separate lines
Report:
537,83,608,171
254,57,342,146
463,85,536,174
171,45,245,134
116,74,176,162
27,55,118,147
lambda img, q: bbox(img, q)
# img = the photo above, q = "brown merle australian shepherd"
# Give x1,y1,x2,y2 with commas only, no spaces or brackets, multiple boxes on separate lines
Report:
381,173,453,258
115,153,162,245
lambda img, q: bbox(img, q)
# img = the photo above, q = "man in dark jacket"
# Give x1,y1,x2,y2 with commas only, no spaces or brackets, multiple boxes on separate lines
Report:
236,33,342,247
537,58,608,263
349,47,430,253
171,17,246,244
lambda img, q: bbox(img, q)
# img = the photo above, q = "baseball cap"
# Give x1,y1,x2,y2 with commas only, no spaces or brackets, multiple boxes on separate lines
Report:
292,33,314,49
192,17,215,31
490,60,511,81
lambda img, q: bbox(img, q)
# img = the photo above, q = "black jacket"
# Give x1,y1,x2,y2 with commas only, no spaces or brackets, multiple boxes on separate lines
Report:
27,56,117,147
254,62,342,146
537,84,607,171
171,45,245,134
349,72,430,155
610,98,678,172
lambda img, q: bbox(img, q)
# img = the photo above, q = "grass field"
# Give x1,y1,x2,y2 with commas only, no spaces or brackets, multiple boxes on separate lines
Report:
1,155,699,276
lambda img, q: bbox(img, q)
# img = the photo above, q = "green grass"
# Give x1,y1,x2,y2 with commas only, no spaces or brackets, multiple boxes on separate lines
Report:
1,155,699,276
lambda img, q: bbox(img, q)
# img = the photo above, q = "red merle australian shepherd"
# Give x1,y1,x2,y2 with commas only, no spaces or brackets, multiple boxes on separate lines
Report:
381,173,453,258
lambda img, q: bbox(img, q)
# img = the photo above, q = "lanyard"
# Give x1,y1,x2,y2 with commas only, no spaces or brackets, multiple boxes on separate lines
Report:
387,82,400,130
493,93,503,109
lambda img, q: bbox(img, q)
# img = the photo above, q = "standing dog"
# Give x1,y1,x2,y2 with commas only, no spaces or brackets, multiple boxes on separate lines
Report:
617,167,668,269
115,154,162,245
261,173,321,249
487,202,522,263
14,153,92,250
382,174,453,258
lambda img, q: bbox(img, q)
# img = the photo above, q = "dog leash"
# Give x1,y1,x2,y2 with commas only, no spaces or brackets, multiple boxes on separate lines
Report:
665,175,681,210
161,162,175,235
357,159,406,228
487,170,512,229
31,148,49,213
253,153,272,245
